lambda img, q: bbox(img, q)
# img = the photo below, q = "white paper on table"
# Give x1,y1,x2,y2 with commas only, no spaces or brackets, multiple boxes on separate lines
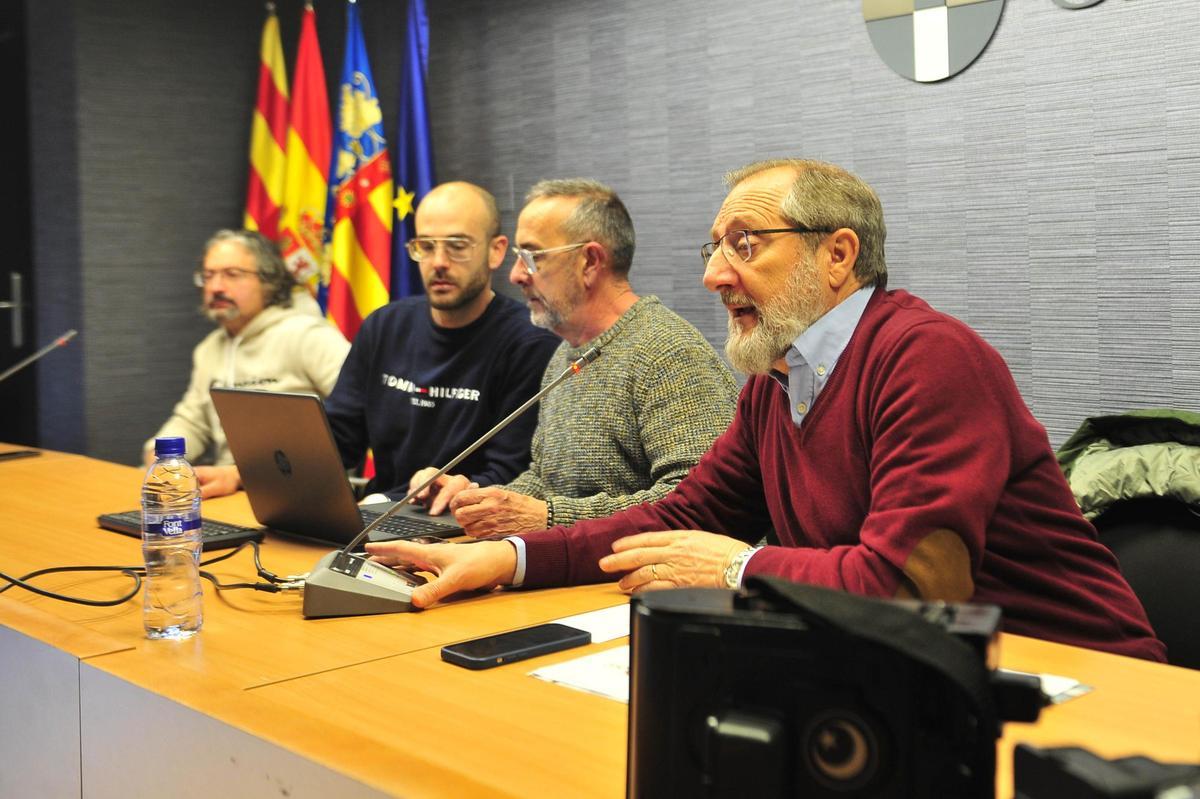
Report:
530,652,1090,707
552,603,630,644
999,668,1093,704
530,644,631,703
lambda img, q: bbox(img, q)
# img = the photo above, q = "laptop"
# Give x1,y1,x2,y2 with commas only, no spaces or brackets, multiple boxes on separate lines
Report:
210,387,464,547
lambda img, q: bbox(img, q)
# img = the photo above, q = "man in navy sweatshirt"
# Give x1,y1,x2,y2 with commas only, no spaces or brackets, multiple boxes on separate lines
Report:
324,181,559,500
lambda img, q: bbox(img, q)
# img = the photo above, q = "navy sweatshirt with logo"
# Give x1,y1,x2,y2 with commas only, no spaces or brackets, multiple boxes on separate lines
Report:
325,293,559,499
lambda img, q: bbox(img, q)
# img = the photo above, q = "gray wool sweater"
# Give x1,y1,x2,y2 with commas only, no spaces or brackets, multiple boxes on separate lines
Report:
505,295,738,526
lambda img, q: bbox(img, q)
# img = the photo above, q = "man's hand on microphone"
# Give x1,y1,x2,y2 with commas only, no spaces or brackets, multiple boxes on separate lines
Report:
196,465,242,499
407,468,476,516
364,538,517,609
451,487,549,537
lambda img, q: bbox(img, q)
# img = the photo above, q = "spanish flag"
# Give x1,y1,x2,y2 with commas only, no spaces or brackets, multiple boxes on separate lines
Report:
279,2,331,296
243,4,289,241
324,0,392,341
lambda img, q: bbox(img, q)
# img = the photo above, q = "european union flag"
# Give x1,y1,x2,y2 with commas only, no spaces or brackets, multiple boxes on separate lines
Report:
391,0,435,299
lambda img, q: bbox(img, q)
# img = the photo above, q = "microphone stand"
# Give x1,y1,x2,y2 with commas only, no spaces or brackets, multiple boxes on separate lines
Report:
0,329,77,384
302,347,601,618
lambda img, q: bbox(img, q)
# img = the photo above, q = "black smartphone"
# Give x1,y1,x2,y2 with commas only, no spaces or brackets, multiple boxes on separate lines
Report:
441,623,592,670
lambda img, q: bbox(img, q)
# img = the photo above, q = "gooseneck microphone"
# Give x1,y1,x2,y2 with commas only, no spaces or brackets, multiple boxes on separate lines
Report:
0,329,77,384
302,346,601,618
343,345,600,554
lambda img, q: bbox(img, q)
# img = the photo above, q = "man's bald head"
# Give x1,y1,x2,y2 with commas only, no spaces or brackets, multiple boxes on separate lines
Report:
417,181,502,240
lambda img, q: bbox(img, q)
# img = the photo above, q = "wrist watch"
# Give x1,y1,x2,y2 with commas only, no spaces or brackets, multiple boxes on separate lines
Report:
722,546,760,589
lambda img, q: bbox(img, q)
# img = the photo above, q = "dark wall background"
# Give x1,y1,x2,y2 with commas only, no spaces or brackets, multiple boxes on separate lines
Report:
22,0,1200,465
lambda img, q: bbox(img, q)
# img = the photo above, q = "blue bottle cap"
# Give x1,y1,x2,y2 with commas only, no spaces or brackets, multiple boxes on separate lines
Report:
154,436,186,457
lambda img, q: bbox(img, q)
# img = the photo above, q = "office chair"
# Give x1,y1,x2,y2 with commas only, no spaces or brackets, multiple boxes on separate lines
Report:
1092,497,1200,670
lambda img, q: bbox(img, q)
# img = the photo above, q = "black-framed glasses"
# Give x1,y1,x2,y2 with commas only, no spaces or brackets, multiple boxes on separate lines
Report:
700,227,831,268
405,236,480,263
192,267,261,287
511,242,589,275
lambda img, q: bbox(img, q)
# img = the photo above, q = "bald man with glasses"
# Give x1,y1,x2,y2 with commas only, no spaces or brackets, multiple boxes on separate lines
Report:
411,178,738,540
323,181,559,501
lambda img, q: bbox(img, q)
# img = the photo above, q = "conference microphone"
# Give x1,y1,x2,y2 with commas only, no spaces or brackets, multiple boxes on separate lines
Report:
0,329,77,384
302,346,602,618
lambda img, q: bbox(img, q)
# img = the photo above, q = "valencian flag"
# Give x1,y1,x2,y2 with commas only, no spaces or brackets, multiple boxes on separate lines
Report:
391,0,435,298
324,0,393,340
243,3,289,240
279,2,332,296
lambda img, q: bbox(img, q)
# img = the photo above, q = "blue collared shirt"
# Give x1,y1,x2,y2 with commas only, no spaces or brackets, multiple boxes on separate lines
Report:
770,287,875,428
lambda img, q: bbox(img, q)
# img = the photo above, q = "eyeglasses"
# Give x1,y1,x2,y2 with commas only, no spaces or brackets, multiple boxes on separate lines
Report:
405,236,479,263
700,227,831,268
192,267,261,287
511,242,589,275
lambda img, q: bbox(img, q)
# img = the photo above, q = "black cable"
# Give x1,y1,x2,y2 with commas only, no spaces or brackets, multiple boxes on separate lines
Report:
0,540,302,606
199,544,248,567
0,565,143,607
200,539,297,585
199,570,283,593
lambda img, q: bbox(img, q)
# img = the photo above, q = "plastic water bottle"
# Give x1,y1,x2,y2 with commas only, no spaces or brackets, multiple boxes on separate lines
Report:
141,436,203,639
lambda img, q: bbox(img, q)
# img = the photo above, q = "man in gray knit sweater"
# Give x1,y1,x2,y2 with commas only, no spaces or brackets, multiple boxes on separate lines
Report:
410,178,737,536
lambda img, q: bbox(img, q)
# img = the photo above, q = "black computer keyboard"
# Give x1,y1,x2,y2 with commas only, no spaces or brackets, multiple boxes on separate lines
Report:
359,508,461,540
97,511,264,550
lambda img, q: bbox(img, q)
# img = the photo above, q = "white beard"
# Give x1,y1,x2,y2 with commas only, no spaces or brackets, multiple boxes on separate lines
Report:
723,255,825,375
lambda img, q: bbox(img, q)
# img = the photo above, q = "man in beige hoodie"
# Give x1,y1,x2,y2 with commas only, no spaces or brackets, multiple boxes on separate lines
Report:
143,229,350,498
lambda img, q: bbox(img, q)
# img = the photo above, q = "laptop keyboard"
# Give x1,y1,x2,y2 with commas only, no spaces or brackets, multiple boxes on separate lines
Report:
97,510,264,550
359,508,461,540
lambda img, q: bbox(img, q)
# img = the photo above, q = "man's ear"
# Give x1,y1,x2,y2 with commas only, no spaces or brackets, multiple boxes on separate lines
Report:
580,241,607,286
824,228,860,291
487,234,509,271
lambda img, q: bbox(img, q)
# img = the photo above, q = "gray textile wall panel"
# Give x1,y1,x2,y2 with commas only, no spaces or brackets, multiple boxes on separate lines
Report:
427,0,1200,445
27,0,85,452
75,3,257,464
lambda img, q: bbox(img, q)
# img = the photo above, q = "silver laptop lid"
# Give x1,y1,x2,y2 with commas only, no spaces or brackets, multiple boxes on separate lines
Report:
210,388,462,545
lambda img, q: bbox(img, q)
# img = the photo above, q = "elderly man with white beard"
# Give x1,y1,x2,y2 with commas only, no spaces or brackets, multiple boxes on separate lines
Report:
365,159,1164,663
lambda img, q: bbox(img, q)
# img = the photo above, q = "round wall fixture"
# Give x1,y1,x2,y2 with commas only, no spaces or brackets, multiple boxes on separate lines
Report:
864,0,1006,83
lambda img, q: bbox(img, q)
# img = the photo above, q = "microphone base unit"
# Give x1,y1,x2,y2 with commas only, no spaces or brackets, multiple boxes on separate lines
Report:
301,345,602,619
302,551,427,618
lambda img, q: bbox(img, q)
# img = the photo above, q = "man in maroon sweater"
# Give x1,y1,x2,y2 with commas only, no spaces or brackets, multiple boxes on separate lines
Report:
368,159,1164,661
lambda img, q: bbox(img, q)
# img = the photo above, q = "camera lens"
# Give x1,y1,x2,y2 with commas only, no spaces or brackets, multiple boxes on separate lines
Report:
802,709,881,791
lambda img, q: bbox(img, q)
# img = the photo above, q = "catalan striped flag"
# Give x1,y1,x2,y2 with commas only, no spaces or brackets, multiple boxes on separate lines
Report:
279,2,332,295
243,4,289,241
391,0,435,299
324,0,392,340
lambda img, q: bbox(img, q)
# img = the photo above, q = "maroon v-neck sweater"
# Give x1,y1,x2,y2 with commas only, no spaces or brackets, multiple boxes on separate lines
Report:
521,289,1163,661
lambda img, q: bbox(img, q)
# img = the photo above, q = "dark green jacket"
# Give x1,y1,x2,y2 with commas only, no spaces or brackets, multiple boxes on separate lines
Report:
1056,409,1200,519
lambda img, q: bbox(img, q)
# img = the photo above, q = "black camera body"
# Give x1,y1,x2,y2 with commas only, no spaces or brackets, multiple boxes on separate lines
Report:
627,580,1042,798
1014,745,1200,798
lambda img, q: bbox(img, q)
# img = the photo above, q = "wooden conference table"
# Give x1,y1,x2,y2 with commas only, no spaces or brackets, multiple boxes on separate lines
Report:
1,446,1197,797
